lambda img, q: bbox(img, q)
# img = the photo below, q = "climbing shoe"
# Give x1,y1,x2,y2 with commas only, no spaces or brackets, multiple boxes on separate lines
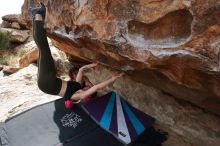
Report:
29,3,46,19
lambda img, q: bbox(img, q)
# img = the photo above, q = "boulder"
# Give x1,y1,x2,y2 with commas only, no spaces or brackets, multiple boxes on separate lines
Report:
21,0,220,116
0,28,29,43
19,48,38,68
17,40,39,69
2,14,27,29
0,21,21,30
18,40,71,74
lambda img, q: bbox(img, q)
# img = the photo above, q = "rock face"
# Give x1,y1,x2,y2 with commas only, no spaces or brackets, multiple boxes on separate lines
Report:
85,65,220,146
22,0,220,116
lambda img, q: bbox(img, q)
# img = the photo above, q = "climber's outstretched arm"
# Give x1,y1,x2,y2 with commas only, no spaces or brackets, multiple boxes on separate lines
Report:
75,63,98,85
72,73,124,101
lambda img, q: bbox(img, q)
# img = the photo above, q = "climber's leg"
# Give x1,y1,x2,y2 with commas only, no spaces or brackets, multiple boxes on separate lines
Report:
33,16,62,95
31,7,64,95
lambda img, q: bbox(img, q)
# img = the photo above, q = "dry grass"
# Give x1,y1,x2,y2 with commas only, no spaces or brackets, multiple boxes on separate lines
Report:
0,47,28,66
57,49,68,60
17,48,28,58
0,50,18,65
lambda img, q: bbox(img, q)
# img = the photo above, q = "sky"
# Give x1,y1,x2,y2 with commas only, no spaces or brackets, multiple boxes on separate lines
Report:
0,0,24,23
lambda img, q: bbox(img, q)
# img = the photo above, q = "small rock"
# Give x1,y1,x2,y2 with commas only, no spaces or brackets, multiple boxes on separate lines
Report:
24,73,32,80
11,22,21,30
3,66,20,75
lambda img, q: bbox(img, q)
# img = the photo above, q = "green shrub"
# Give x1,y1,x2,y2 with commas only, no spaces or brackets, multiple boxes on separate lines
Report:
0,31,11,50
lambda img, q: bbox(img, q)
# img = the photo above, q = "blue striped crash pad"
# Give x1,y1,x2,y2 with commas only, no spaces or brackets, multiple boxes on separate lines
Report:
82,91,155,145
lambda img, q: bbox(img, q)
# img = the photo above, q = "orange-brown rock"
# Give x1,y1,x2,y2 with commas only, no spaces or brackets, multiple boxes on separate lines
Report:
3,66,20,75
19,48,38,68
22,0,220,116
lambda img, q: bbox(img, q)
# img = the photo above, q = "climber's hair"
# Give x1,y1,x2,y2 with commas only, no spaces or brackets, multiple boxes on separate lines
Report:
69,67,79,80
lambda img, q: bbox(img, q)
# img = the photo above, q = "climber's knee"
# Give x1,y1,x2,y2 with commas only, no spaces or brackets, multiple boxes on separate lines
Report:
37,79,50,94
37,78,61,95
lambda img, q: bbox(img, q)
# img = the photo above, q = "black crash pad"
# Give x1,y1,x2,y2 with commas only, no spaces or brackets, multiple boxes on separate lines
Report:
0,98,124,146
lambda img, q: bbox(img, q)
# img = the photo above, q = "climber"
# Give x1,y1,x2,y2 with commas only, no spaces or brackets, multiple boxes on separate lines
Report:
30,3,123,108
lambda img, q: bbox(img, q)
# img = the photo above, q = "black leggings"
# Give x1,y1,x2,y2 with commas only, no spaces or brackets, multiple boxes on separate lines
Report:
33,20,62,95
